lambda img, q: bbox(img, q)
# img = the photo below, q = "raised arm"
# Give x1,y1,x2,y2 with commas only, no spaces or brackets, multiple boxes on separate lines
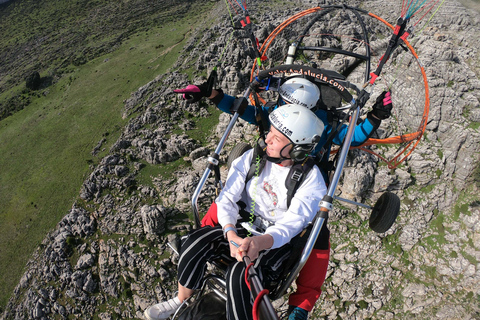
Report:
319,91,393,147
208,89,270,125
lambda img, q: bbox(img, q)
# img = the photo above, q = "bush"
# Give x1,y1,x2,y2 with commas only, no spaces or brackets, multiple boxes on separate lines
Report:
25,71,41,90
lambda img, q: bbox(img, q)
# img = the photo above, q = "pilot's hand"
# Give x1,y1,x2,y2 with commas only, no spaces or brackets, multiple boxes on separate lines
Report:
173,83,211,104
370,91,393,120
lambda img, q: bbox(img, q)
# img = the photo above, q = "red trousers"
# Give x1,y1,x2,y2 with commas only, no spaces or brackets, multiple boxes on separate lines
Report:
201,203,330,311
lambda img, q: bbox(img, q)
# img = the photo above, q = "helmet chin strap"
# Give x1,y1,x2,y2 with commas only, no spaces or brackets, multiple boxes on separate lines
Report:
256,135,293,164
266,143,292,164
266,156,284,164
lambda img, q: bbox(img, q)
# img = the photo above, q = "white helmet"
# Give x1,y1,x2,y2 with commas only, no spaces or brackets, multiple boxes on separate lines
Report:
278,77,321,110
269,104,324,161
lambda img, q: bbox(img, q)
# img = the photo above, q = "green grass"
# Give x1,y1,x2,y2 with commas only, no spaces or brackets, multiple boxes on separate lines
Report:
454,201,472,219
0,5,213,308
138,158,190,184
0,0,197,94
468,121,480,130
183,105,223,142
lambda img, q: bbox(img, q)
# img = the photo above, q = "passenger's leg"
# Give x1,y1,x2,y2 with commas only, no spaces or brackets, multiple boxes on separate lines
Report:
287,246,330,312
288,224,330,313
145,226,226,320
178,226,225,289
178,283,194,302
226,243,293,320
201,202,219,227
226,261,252,320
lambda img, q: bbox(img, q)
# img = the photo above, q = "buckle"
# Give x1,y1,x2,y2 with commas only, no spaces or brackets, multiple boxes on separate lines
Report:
291,169,303,181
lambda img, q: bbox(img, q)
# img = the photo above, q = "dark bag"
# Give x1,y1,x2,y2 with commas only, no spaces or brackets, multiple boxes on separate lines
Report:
177,292,226,320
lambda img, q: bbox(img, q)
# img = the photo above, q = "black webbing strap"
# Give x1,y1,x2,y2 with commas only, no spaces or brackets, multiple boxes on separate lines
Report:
230,97,249,116
246,139,268,182
316,115,340,162
285,158,316,207
251,93,269,136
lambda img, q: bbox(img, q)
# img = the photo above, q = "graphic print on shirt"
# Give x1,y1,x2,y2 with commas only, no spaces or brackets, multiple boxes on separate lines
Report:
260,175,280,208
263,181,278,206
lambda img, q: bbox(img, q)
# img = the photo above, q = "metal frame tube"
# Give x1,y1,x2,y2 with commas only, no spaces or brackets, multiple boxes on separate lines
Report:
327,106,360,197
273,105,361,299
206,276,228,301
191,89,251,227
243,256,279,320
334,195,372,209
189,81,365,306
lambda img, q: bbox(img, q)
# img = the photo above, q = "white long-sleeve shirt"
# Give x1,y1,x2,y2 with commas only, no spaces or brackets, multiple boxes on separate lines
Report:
217,149,327,249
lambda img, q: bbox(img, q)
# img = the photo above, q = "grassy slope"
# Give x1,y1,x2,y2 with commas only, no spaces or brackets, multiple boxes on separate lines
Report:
0,0,189,91
0,0,213,309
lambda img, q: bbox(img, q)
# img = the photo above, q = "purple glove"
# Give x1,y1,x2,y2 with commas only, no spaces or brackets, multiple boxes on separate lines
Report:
370,91,393,120
173,83,211,104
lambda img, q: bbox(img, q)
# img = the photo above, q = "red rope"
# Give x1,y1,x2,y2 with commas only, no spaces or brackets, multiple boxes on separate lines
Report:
244,262,253,290
412,0,442,26
252,289,270,320
226,0,239,15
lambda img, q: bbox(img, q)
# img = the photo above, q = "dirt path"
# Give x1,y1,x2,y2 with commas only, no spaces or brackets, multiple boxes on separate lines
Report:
149,28,192,65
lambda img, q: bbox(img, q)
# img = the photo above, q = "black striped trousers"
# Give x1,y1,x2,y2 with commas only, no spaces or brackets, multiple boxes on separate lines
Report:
178,225,293,320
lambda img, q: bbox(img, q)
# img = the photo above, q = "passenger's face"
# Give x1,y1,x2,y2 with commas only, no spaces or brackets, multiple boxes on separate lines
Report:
265,126,292,158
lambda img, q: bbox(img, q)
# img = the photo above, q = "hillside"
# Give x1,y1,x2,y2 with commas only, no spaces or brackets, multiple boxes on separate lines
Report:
0,0,212,312
0,0,196,120
1,0,480,319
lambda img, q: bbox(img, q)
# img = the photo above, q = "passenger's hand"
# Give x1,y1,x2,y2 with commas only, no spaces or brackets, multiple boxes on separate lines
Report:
238,237,259,261
228,234,246,260
237,235,274,262
173,83,211,104
370,91,393,120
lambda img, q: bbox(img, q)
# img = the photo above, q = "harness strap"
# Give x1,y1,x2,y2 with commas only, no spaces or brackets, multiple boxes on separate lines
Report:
237,201,254,222
316,115,340,161
230,97,248,116
245,138,317,208
245,138,268,182
252,93,269,135
285,158,316,207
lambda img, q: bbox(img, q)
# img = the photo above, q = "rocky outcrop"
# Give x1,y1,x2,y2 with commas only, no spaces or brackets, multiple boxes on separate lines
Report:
2,0,480,319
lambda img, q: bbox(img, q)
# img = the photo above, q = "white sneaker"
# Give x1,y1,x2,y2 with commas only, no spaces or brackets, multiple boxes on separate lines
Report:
144,297,182,320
